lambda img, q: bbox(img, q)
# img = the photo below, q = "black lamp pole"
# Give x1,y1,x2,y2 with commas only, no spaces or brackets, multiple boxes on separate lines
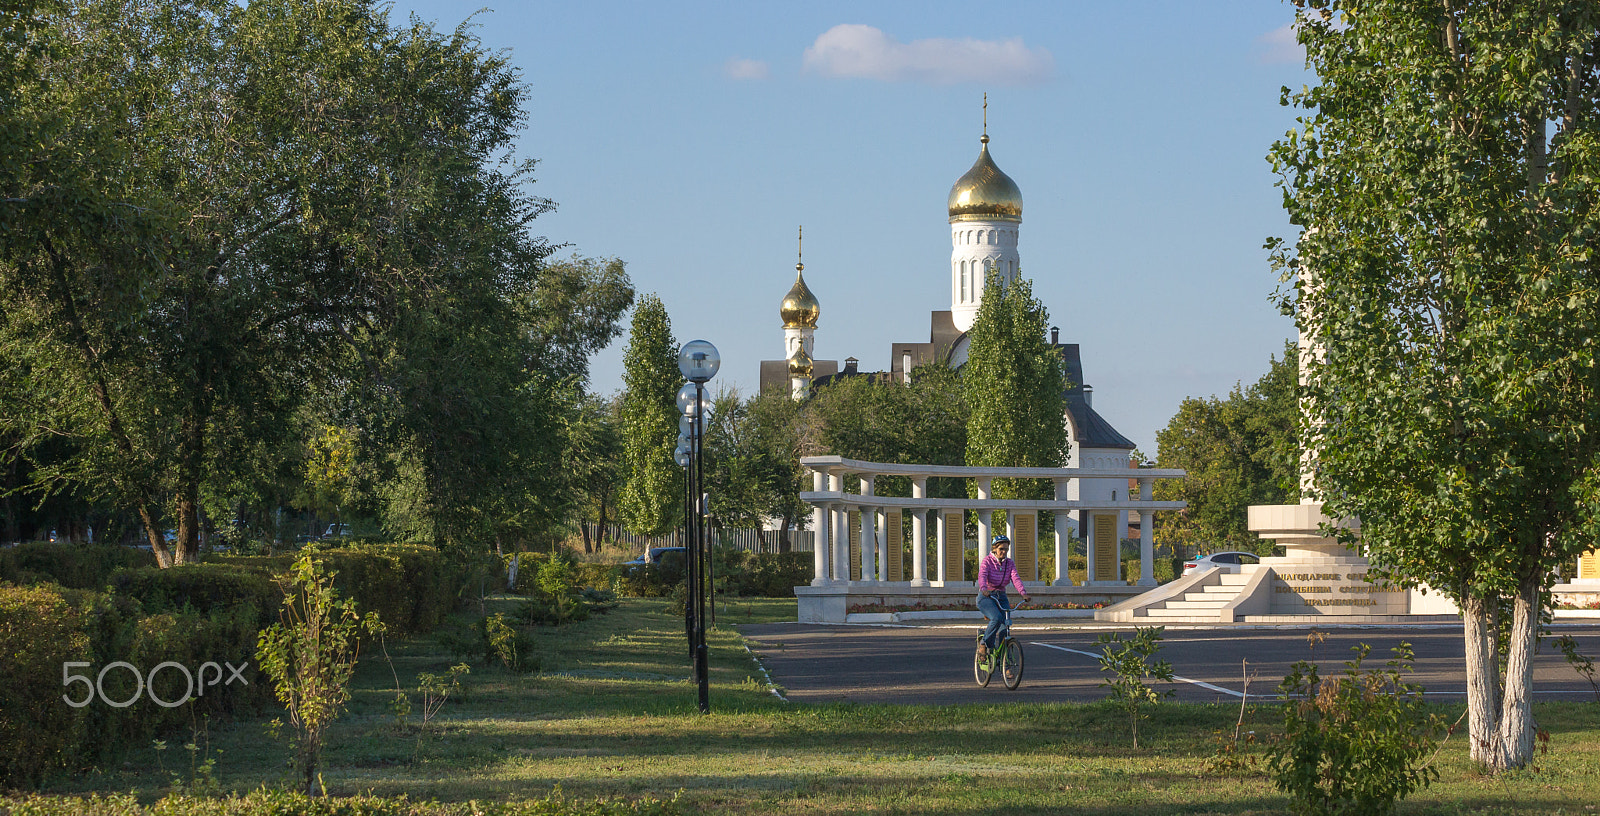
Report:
692,381,709,713
677,340,718,715
681,448,694,659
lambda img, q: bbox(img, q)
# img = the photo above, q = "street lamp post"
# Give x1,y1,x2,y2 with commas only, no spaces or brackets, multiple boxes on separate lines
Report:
677,340,719,714
674,437,692,657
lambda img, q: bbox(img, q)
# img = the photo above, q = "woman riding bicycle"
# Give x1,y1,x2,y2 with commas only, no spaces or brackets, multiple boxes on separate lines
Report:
977,534,1029,659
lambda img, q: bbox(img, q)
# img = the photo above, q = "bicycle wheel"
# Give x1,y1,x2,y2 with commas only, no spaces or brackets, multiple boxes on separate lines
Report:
974,640,993,687
1002,638,1024,689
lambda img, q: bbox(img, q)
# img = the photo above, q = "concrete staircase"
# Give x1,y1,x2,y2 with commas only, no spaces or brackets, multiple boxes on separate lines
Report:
1095,565,1275,623
1136,572,1254,621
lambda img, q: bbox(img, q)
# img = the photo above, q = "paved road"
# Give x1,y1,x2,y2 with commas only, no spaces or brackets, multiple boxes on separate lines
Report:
738,622,1600,705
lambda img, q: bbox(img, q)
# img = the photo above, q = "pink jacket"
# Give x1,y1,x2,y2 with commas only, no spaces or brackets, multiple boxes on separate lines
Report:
978,554,1027,596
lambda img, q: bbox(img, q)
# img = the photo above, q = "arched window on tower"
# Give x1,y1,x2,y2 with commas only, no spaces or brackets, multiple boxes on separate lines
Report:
959,262,967,303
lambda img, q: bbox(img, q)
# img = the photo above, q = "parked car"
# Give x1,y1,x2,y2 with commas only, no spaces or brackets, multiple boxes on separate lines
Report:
623,546,687,575
1182,551,1261,576
322,523,353,538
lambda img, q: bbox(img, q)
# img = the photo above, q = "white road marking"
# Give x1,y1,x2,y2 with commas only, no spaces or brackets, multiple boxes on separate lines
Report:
1030,641,1246,698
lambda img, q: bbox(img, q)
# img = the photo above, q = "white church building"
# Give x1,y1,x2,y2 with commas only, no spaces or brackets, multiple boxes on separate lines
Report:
759,123,1138,543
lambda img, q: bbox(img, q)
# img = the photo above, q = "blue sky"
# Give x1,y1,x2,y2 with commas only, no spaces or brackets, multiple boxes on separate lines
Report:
386,1,1313,457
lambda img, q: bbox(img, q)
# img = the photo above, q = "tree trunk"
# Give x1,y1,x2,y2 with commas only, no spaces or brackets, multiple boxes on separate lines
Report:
172,414,205,565
778,513,793,553
1496,567,1541,768
138,504,174,568
580,522,593,554
1463,592,1501,766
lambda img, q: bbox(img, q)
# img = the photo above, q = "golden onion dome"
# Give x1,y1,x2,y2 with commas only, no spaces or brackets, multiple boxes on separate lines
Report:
787,343,813,377
780,262,820,329
947,135,1022,223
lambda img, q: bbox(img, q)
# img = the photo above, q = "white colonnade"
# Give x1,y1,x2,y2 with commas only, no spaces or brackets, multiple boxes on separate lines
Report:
800,456,1185,588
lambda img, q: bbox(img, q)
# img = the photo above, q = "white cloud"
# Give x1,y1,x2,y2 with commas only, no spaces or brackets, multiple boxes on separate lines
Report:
1257,23,1304,65
723,57,770,81
802,24,1053,86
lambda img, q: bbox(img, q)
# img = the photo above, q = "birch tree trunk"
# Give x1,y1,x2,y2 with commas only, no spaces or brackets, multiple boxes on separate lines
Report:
1463,593,1500,765
1496,569,1541,768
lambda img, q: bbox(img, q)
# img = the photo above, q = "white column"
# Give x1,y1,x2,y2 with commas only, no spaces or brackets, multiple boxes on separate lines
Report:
1138,477,1156,586
876,508,889,581
1053,477,1071,586
911,478,929,586
811,470,829,586
936,512,947,583
830,473,849,584
976,477,992,551
860,475,877,584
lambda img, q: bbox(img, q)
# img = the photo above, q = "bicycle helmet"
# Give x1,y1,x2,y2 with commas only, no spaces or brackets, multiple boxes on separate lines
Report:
990,534,1010,548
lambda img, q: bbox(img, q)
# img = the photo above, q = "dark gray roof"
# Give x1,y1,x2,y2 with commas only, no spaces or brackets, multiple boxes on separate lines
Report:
1058,343,1136,450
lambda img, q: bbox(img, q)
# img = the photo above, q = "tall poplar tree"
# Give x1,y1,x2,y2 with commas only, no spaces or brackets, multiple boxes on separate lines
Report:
962,272,1066,500
1274,0,1600,770
618,295,681,541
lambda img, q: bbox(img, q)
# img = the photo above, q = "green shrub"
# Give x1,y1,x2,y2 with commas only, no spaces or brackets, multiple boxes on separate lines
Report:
1095,626,1175,749
0,584,268,789
0,584,92,787
1268,642,1442,816
218,543,469,636
256,554,383,795
506,551,551,595
721,552,811,597
0,542,155,589
515,556,620,626
611,551,686,599
110,563,280,625
437,613,539,673
484,612,536,672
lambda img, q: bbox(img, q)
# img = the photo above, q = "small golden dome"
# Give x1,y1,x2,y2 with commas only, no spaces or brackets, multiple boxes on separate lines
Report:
787,343,813,377
781,263,820,329
947,135,1022,223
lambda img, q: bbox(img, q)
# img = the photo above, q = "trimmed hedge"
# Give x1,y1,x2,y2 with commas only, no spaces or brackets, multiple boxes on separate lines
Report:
0,584,271,788
0,585,92,787
0,543,155,589
717,551,812,597
217,542,472,636
0,542,471,788
1,790,682,815
110,563,281,626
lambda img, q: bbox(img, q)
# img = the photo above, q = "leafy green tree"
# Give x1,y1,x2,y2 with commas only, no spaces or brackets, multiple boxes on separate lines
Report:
1273,0,1600,770
618,295,680,541
564,393,623,553
1153,343,1298,551
963,272,1067,500
741,387,812,550
701,386,813,551
798,363,969,500
527,256,636,388
0,0,556,563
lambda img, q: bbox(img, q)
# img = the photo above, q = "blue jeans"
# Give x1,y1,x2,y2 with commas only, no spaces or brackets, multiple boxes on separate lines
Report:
978,592,1009,650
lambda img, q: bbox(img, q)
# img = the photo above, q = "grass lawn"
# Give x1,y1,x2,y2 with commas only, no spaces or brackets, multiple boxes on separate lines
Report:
39,595,1600,814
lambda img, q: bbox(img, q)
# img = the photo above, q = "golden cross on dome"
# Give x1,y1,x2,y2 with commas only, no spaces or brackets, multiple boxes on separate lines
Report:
797,226,804,271
982,93,989,144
